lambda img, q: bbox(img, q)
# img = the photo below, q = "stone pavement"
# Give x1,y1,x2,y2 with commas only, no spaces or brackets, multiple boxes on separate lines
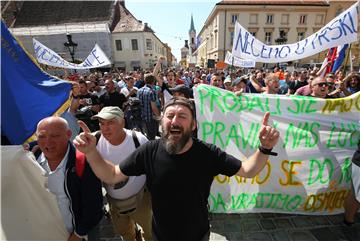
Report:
91,212,360,241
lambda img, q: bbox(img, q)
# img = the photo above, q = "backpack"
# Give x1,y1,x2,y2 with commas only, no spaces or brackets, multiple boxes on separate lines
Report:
32,143,90,179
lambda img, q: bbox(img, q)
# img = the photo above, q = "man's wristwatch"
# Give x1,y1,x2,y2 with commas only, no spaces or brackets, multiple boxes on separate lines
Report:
258,146,278,156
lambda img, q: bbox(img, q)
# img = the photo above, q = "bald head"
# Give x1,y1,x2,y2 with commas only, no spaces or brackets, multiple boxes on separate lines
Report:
37,116,70,133
36,116,72,163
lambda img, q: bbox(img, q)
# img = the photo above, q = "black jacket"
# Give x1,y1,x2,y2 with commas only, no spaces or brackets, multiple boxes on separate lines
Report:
64,143,104,236
35,143,103,236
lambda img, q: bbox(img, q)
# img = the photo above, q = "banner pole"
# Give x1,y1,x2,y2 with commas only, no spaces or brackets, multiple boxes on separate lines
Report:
342,44,352,73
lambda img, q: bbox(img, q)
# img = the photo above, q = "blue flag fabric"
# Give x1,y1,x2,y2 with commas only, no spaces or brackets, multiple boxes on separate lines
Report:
1,21,72,144
331,44,349,73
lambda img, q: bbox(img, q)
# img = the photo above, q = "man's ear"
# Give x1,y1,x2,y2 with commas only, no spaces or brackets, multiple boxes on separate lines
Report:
192,119,197,131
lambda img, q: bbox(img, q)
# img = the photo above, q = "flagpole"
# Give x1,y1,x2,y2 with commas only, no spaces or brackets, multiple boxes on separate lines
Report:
231,56,235,73
349,49,353,72
341,44,352,73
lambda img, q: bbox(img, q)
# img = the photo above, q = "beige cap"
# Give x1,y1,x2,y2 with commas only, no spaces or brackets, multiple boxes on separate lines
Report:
91,106,124,120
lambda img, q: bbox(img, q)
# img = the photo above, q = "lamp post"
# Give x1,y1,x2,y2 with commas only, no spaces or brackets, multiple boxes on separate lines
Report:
64,33,78,64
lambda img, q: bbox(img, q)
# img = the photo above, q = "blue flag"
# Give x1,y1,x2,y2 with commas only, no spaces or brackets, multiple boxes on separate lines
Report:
331,44,349,73
1,21,72,144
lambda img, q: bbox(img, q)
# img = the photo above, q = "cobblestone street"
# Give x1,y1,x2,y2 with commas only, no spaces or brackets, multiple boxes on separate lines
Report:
91,212,360,241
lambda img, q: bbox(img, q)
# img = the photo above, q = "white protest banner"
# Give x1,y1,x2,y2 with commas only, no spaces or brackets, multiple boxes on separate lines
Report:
33,38,111,69
194,84,360,214
225,51,256,68
1,146,67,240
231,1,358,63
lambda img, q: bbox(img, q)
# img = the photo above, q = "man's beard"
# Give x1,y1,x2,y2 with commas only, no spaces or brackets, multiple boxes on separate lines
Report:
162,124,192,155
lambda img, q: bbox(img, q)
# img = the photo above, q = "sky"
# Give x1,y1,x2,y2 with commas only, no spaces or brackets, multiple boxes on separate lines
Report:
126,0,219,61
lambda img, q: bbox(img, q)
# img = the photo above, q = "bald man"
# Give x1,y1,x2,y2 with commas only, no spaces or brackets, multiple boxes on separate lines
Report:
34,116,103,241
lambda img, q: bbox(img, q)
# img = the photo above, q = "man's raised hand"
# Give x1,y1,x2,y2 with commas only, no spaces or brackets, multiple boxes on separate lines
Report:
258,112,279,149
73,120,97,154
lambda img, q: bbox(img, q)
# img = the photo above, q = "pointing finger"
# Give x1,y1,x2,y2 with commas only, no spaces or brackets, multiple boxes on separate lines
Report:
262,112,270,126
78,120,91,134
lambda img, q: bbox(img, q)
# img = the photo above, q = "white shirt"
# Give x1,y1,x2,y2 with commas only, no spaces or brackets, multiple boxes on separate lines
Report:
96,129,148,199
163,89,173,104
38,145,73,234
92,87,106,98
121,86,138,97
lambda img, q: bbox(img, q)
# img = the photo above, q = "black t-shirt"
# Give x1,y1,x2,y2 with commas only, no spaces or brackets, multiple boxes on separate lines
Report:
120,138,242,241
78,93,99,109
247,79,265,93
288,79,308,94
99,91,127,110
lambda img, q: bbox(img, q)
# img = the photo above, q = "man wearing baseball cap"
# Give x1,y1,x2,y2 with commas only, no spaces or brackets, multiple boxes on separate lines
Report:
91,106,152,241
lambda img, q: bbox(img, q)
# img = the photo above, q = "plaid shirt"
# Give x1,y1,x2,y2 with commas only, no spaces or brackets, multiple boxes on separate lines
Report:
137,84,157,122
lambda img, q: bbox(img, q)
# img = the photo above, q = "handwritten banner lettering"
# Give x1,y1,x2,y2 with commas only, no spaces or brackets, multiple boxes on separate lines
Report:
224,51,256,68
194,84,360,214
231,1,358,63
33,38,111,69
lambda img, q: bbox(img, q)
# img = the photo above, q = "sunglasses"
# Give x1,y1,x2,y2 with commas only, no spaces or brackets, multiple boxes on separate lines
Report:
314,82,329,88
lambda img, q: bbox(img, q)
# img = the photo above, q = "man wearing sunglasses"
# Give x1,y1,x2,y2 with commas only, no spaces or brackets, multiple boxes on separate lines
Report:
308,77,330,98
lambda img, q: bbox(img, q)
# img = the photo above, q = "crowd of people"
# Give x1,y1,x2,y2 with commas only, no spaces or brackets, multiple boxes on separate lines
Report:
19,58,360,241
63,58,360,139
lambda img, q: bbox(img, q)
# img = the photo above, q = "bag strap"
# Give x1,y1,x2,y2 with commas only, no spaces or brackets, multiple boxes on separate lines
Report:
94,131,101,144
75,149,86,178
131,130,140,148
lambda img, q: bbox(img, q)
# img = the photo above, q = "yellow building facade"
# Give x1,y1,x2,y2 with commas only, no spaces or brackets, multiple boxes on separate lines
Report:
196,0,359,70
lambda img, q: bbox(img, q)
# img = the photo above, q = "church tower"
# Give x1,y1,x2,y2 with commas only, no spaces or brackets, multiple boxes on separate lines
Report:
189,14,196,54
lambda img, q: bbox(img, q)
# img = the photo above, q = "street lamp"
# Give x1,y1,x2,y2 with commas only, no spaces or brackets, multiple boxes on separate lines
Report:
64,33,78,63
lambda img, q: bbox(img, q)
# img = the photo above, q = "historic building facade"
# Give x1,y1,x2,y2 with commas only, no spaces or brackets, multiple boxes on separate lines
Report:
196,0,359,69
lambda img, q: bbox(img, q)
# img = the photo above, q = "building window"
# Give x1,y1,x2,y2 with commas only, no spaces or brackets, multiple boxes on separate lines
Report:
131,39,139,51
265,32,272,44
281,14,289,24
297,32,305,41
230,31,234,45
250,32,256,37
315,14,324,25
231,14,238,24
115,40,122,51
146,39,152,50
266,14,273,24
249,14,258,24
299,15,307,24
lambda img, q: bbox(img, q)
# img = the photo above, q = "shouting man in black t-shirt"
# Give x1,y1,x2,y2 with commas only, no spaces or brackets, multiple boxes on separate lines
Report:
74,97,280,241
76,80,100,132
99,79,127,110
